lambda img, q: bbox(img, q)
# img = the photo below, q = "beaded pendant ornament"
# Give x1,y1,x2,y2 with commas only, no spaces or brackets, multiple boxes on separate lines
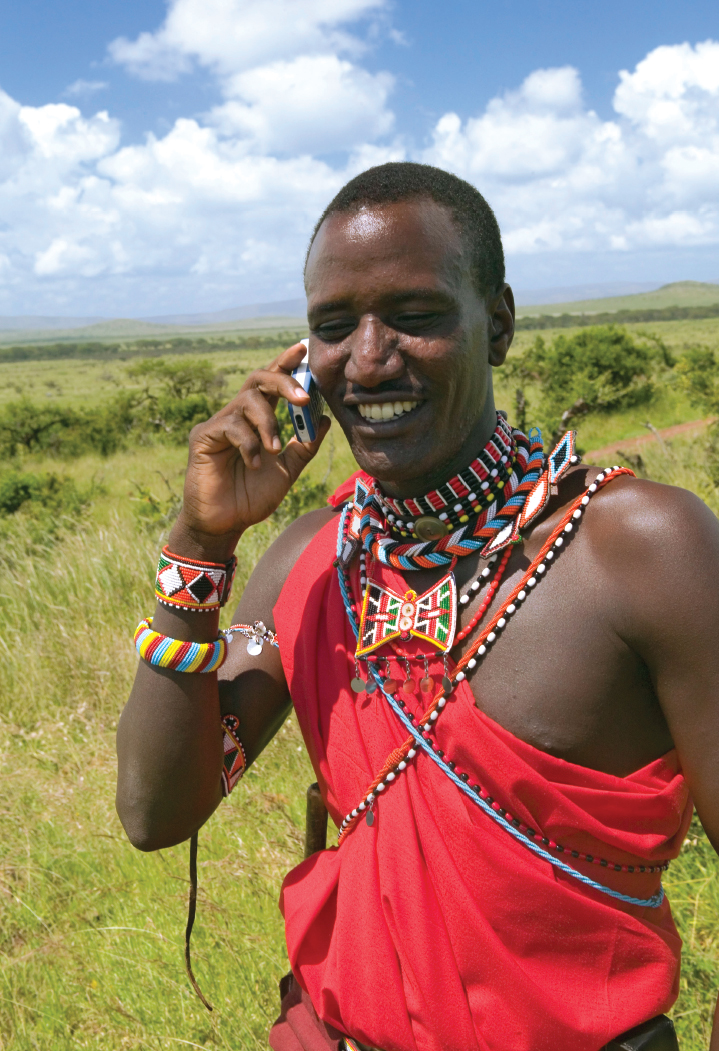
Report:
356,572,457,656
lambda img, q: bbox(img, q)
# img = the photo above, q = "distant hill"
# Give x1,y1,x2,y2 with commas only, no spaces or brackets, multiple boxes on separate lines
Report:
0,315,106,331
0,298,307,337
0,314,307,346
513,281,662,306
516,281,719,318
142,298,307,326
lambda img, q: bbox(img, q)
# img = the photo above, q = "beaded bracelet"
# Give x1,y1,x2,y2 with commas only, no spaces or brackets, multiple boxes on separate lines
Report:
155,545,238,612
134,618,229,673
221,714,247,796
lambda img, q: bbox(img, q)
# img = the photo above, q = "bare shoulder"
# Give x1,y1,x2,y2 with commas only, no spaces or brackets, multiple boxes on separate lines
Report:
578,466,719,579
229,504,339,626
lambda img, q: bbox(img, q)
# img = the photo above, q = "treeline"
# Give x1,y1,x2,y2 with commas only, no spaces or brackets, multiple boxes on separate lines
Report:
0,330,305,364
516,302,719,331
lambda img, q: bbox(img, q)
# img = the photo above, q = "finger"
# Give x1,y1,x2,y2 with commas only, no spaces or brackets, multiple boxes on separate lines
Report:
194,413,264,469
242,367,311,407
241,389,284,455
268,342,309,375
280,415,332,485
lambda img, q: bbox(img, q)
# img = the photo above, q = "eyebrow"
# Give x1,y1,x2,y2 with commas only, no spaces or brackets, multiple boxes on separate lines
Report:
309,288,457,315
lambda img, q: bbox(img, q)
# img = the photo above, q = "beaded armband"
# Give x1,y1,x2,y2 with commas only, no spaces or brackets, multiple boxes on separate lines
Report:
221,714,247,796
155,546,238,612
134,618,229,673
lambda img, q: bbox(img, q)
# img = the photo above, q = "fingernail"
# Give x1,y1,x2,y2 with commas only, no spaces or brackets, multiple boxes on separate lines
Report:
252,455,261,468
272,436,281,452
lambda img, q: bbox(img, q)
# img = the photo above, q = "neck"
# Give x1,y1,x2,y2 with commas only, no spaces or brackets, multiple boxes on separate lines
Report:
378,400,502,499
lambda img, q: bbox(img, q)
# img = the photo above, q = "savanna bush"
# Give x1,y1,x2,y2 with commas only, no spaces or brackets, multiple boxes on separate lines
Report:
507,325,674,442
0,357,230,460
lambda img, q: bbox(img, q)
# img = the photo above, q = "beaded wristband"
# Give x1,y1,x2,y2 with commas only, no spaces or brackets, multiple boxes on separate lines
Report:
221,714,247,796
155,545,238,612
134,618,228,673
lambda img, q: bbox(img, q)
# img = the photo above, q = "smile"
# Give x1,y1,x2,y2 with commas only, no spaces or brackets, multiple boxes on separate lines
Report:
357,400,420,422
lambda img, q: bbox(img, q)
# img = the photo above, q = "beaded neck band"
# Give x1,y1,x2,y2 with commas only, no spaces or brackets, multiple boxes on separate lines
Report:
356,427,546,571
377,414,516,538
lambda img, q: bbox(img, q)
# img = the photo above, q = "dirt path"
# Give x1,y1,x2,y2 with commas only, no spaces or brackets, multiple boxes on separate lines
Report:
585,416,715,462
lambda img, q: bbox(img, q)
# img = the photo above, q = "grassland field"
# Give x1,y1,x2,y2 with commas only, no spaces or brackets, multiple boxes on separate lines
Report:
1,317,719,1050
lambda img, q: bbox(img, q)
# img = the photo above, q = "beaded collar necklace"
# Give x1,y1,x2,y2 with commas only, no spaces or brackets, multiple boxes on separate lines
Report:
377,414,516,539
345,421,582,574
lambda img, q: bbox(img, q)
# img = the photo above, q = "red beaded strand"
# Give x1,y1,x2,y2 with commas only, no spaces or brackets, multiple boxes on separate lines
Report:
455,545,512,644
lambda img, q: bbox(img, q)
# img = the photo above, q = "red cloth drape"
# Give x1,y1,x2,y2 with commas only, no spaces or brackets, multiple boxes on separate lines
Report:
273,512,692,1051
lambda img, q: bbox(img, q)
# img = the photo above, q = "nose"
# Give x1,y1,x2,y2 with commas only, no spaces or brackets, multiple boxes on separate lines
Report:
344,315,405,389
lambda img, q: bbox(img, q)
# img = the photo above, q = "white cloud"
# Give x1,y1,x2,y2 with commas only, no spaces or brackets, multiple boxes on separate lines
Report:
108,0,386,81
64,80,109,98
1,30,719,315
422,41,719,259
209,55,394,153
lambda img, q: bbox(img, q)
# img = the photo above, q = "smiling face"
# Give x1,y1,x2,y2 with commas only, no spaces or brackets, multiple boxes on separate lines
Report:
304,197,513,496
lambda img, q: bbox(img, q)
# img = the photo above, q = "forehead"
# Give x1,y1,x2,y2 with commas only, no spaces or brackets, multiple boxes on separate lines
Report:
305,198,468,301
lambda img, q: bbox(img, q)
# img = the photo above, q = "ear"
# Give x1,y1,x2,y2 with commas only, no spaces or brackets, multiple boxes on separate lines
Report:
488,284,515,366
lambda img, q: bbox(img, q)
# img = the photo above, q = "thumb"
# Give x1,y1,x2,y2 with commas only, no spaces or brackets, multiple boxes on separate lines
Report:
281,415,332,486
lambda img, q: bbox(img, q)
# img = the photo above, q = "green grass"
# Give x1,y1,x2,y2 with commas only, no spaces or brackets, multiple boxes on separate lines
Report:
1,332,719,1049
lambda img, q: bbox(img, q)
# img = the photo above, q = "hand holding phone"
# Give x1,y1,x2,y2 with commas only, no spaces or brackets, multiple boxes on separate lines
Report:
289,338,325,443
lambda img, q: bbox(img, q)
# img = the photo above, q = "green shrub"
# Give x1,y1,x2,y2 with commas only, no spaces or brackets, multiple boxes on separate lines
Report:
0,358,232,459
0,468,97,548
676,347,719,415
507,325,674,442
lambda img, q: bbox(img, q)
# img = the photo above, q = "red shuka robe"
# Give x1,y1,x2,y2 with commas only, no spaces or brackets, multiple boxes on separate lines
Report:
273,501,692,1051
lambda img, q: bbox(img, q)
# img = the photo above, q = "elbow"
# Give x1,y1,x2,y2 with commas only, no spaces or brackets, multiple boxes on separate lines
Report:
115,787,216,852
116,805,195,852
115,800,171,852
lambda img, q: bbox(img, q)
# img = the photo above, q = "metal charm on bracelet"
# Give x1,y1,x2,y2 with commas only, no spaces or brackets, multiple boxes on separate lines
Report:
226,621,279,656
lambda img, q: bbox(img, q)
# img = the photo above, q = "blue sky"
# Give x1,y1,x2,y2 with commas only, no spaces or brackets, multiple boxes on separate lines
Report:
0,0,718,316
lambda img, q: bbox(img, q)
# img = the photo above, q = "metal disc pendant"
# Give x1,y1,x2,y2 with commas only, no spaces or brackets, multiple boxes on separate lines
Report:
442,675,453,694
420,675,434,694
247,640,263,656
402,678,417,695
384,677,399,695
365,678,377,693
366,809,375,826
414,515,449,542
350,677,366,693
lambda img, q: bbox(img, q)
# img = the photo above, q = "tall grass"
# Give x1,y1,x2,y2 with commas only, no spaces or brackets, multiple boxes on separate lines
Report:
0,516,315,1050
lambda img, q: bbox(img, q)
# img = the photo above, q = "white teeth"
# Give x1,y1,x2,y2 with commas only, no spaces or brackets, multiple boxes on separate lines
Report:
358,400,419,421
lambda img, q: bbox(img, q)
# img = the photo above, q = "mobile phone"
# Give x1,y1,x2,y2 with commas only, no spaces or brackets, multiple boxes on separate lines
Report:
289,338,325,443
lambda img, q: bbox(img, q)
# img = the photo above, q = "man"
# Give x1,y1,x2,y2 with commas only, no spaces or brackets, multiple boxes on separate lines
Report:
117,163,719,1051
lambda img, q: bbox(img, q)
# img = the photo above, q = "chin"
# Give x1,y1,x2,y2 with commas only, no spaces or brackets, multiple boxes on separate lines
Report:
349,440,434,484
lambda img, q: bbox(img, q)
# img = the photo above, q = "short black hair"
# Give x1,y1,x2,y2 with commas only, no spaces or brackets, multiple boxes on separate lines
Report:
306,161,505,297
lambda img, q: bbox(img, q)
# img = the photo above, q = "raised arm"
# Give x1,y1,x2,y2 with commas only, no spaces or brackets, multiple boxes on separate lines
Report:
116,343,331,851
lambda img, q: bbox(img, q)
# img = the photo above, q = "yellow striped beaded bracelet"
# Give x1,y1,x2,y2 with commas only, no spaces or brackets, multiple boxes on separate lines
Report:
134,618,228,673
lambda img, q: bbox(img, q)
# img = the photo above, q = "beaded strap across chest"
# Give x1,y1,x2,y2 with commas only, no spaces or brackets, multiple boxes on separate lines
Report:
335,465,668,910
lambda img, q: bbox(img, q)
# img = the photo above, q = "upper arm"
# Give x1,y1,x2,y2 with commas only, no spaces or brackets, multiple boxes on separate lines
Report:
217,505,336,764
599,480,719,850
